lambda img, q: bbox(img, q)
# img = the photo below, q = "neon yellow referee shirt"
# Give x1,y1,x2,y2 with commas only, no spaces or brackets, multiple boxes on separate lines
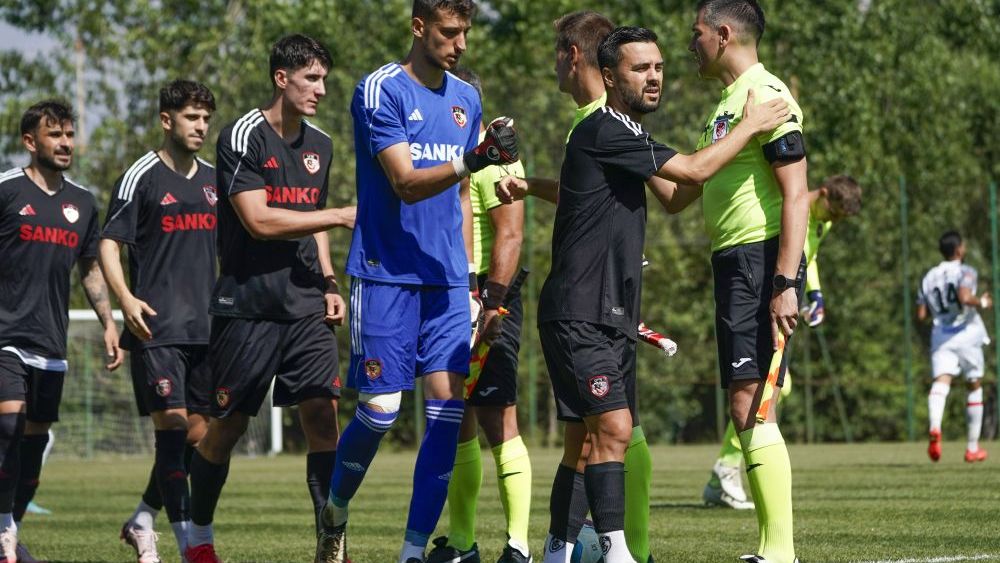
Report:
696,63,804,252
470,126,525,274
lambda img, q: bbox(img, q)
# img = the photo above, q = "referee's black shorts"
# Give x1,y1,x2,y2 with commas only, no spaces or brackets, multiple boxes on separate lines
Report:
539,320,637,424
712,236,804,389
467,274,523,407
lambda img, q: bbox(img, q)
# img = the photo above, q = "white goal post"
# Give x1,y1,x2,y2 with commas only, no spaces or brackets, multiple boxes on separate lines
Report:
52,309,283,458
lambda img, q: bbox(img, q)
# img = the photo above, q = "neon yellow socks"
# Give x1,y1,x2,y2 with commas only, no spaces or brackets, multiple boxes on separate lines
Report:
446,439,482,551
739,423,795,563
492,436,532,548
624,425,652,562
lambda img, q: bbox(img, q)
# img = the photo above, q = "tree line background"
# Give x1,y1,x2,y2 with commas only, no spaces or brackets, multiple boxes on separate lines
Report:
1,0,999,447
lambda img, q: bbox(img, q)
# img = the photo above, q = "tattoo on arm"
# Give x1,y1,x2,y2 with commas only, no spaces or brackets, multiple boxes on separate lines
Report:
80,257,114,325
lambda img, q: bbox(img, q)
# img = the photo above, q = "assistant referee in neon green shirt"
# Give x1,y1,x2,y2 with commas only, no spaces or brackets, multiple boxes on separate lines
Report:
669,2,809,562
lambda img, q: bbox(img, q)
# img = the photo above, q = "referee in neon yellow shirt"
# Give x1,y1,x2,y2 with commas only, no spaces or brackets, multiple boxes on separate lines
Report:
669,2,809,561
702,174,862,512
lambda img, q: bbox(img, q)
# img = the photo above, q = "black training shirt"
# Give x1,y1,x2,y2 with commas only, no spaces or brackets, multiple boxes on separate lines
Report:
0,169,100,358
212,109,331,320
102,152,217,350
538,107,677,339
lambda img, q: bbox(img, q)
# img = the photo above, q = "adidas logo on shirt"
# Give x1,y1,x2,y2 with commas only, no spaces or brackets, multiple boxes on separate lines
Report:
18,204,35,216
160,193,178,206
263,156,280,169
408,108,423,121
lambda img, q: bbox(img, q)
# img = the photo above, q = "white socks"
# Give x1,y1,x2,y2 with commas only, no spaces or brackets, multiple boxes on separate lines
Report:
542,534,574,563
130,500,158,531
967,387,984,451
188,523,213,548
399,540,425,563
599,529,635,562
928,381,950,432
170,520,189,553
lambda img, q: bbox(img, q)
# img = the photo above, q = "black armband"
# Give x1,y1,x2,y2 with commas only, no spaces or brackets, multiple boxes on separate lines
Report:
481,280,508,309
762,130,806,164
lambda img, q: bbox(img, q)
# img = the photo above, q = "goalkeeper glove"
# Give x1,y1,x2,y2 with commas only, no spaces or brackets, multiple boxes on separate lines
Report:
803,290,825,327
453,117,519,178
637,322,678,357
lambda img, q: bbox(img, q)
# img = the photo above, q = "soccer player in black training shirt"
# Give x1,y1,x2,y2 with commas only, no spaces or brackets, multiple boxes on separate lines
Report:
0,100,124,561
534,28,788,562
182,35,355,563
99,80,217,562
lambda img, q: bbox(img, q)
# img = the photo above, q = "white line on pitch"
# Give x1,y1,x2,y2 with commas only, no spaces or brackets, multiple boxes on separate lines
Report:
858,555,998,563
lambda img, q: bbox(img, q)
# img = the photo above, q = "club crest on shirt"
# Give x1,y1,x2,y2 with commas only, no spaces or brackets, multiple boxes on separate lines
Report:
216,387,231,408
155,378,172,397
61,203,79,224
452,106,467,128
364,359,382,380
302,152,321,175
589,375,610,398
202,185,217,206
712,112,734,144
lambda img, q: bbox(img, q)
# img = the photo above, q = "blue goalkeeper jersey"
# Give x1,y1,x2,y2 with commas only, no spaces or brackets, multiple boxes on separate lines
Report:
347,63,482,287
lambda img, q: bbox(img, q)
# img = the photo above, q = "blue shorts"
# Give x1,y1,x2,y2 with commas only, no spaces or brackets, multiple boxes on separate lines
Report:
348,278,470,393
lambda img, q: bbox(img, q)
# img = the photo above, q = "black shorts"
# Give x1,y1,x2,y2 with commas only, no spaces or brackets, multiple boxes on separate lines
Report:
467,276,523,407
208,313,341,418
712,237,804,389
539,320,637,423
130,345,213,416
0,351,65,423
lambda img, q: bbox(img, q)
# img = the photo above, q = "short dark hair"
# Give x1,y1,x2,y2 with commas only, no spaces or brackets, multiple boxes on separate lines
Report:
939,231,963,259
822,174,862,217
159,80,216,113
269,34,332,86
412,0,475,21
697,0,766,45
597,26,658,72
450,67,482,100
554,11,615,69
20,99,75,135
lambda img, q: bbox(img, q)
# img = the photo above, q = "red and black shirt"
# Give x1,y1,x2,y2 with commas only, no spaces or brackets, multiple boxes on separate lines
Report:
102,152,218,350
0,168,100,359
213,109,332,320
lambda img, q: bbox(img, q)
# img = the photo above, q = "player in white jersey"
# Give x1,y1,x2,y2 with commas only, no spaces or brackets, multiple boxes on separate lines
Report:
917,231,992,463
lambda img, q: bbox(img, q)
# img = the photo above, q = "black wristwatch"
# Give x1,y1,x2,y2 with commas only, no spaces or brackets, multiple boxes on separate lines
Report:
772,274,801,291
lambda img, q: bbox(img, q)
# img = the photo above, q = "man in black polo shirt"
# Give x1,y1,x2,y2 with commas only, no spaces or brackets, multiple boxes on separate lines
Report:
535,27,788,561
100,79,218,562
0,100,124,561
183,35,355,563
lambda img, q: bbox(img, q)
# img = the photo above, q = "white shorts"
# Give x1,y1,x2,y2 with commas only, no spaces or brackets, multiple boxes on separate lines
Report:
930,321,989,380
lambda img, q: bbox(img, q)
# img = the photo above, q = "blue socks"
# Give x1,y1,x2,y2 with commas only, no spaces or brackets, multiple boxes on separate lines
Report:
329,403,398,506
404,399,464,546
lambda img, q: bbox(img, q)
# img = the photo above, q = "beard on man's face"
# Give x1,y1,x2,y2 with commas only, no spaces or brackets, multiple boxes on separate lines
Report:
621,82,661,115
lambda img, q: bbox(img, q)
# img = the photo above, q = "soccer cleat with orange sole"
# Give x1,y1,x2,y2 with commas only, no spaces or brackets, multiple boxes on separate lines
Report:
965,448,987,463
927,429,942,462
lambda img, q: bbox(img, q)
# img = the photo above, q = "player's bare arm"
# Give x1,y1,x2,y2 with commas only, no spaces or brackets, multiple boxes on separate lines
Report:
314,231,346,326
379,117,519,204
495,176,559,204
230,189,355,240
98,238,156,342
771,157,809,344
79,255,124,370
481,195,524,344
656,91,788,184
957,284,993,310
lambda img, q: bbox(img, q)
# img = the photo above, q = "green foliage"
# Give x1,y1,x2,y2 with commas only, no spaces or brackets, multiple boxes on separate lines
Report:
2,0,999,444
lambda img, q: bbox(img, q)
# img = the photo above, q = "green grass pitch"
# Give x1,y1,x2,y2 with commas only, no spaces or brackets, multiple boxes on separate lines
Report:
21,441,1000,562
